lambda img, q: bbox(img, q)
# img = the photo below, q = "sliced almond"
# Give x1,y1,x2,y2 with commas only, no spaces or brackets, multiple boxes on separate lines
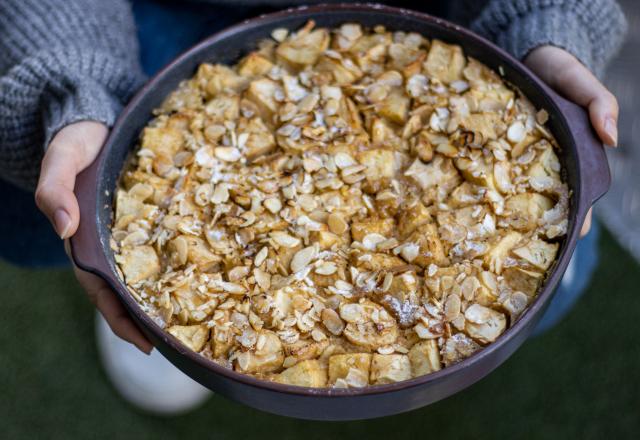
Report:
254,246,268,267
507,121,526,144
334,152,357,169
264,197,282,214
444,293,461,321
228,266,250,282
315,261,338,275
239,211,257,227
382,272,394,292
297,194,318,212
399,243,419,263
215,146,242,162
321,308,345,335
254,268,271,289
271,28,288,42
327,212,348,235
271,231,301,248
290,246,317,273
211,183,230,204
362,233,386,250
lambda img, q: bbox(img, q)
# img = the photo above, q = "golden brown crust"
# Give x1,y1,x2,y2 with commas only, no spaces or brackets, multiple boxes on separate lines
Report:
111,21,568,388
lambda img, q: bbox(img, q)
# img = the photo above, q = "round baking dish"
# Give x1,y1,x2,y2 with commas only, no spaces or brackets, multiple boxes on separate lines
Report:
70,4,610,421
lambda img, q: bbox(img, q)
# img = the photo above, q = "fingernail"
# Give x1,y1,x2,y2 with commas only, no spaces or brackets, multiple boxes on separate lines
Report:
54,209,71,239
135,342,153,355
605,117,618,147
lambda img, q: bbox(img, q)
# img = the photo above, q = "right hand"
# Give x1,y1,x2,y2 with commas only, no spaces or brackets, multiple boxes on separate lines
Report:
36,121,153,354
525,46,620,238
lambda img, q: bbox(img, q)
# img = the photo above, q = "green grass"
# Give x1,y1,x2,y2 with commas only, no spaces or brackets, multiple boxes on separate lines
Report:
1,228,639,439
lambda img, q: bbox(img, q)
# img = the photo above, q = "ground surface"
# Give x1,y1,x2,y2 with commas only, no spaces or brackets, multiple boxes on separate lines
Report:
1,228,638,439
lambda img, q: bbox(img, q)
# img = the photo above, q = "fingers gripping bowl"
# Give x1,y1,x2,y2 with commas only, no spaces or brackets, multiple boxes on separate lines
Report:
71,5,610,420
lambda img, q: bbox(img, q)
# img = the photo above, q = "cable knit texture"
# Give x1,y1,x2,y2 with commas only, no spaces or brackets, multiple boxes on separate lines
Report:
468,0,628,77
0,0,145,189
0,0,627,189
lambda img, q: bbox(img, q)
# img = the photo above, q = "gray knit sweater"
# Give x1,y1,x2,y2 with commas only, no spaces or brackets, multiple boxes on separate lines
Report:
0,0,627,189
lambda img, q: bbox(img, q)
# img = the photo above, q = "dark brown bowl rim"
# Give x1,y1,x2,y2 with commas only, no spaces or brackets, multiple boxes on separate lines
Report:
86,3,591,398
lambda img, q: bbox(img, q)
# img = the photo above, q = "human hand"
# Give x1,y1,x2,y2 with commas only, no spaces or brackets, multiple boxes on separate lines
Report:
69,249,153,354
525,45,619,237
36,121,152,354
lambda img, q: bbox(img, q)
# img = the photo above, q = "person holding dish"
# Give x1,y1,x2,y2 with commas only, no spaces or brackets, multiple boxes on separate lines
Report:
0,0,626,414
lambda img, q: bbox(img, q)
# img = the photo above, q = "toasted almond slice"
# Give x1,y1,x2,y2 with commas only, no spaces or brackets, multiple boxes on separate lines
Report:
507,121,526,144
334,152,357,169
271,28,288,42
264,197,282,214
406,74,428,98
211,183,229,204
291,246,317,273
327,212,348,235
536,109,549,124
254,268,271,289
382,272,394,292
215,146,242,162
362,233,386,251
298,194,318,212
254,246,268,267
341,164,367,177
321,308,345,335
240,211,257,227
271,231,301,248
444,294,461,321
315,261,338,275
311,328,327,342
450,80,469,93
229,266,250,282
399,243,419,263
220,281,246,294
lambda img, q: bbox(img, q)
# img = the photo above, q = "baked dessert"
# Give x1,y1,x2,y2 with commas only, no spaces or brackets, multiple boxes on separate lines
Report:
111,21,569,388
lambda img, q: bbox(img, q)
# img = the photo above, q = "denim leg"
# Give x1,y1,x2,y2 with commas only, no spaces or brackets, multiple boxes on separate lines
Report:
532,222,600,335
0,179,68,267
130,1,449,77
132,0,253,76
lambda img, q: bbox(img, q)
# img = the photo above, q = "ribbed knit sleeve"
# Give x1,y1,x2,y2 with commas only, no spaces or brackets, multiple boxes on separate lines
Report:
465,0,627,77
0,0,145,190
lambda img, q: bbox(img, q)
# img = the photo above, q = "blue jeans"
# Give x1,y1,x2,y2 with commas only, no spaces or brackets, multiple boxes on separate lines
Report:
0,0,600,334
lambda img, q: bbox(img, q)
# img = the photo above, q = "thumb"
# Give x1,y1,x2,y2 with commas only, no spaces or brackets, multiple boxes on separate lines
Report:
526,46,619,147
554,63,619,147
36,121,108,238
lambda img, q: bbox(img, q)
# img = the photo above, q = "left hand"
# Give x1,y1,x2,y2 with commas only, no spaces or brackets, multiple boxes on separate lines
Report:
36,121,153,354
525,45,619,238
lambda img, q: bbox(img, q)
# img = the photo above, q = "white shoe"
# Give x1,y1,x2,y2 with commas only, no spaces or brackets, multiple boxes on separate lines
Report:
95,313,211,415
